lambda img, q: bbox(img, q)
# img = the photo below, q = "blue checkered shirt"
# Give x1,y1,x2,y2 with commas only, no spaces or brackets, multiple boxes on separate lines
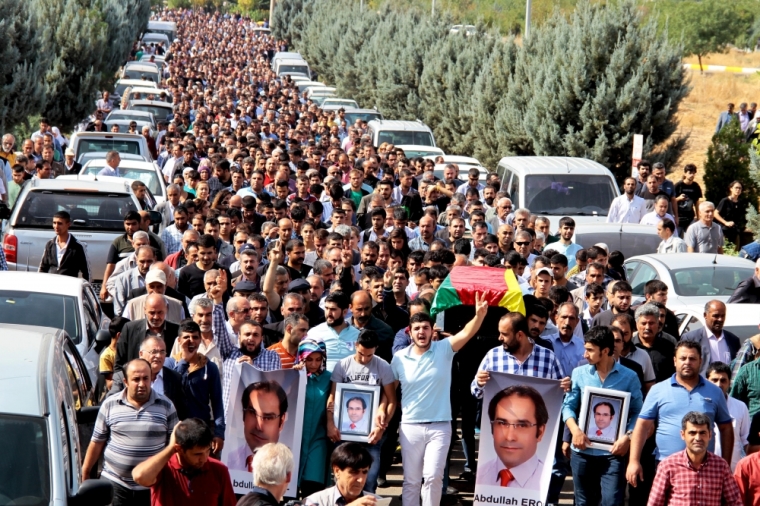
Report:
471,342,566,399
0,249,7,270
160,224,192,255
212,304,281,413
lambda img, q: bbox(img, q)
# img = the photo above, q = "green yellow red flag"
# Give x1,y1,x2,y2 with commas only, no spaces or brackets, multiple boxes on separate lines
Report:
430,266,525,317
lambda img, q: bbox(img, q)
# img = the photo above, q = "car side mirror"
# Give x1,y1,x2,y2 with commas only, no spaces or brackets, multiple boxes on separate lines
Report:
96,329,111,344
70,479,113,506
148,210,162,225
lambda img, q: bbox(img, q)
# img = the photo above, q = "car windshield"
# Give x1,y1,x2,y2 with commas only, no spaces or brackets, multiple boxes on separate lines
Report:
129,104,171,121
402,149,443,158
0,415,50,505
83,166,163,196
108,112,153,124
377,131,434,146
525,175,617,215
122,69,158,81
344,112,381,124
15,191,138,233
279,65,309,75
0,291,81,342
671,266,754,297
77,139,142,160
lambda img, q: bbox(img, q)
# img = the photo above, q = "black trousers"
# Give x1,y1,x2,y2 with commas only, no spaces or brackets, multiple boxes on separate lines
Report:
111,481,150,506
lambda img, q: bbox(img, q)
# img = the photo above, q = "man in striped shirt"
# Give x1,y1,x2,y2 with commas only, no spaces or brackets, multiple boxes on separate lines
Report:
82,358,179,506
267,313,309,369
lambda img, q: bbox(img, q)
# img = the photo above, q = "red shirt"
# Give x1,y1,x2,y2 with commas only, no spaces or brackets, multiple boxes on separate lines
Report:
268,341,296,369
648,450,741,506
151,454,236,506
734,451,760,506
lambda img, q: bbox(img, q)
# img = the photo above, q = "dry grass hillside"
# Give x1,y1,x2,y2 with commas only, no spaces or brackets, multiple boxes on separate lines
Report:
665,50,760,185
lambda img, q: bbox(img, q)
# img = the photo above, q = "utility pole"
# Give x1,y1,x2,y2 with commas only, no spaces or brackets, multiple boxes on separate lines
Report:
432,0,435,16
270,0,275,29
524,0,531,39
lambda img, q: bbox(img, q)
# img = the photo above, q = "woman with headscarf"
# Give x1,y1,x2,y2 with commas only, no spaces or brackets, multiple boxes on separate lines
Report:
294,338,331,498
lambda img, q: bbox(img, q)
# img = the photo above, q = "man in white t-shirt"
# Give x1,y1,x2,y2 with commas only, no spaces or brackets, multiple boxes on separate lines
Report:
707,362,749,472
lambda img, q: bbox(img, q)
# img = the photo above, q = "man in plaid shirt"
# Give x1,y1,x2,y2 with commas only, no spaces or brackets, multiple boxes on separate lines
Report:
211,297,281,415
471,312,569,400
648,411,741,506
160,205,193,255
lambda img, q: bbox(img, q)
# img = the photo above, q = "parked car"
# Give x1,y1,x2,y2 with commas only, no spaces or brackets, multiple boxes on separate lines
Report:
113,78,158,105
496,156,619,232
146,20,177,40
78,159,167,204
121,62,160,83
623,253,756,309
141,32,170,49
122,86,171,103
1,178,161,296
321,98,359,109
0,273,111,381
77,152,151,167
572,223,661,259
367,120,436,148
426,155,489,182
126,99,173,123
69,132,153,163
0,324,112,505
106,110,156,128
449,24,477,35
271,52,305,70
674,303,760,344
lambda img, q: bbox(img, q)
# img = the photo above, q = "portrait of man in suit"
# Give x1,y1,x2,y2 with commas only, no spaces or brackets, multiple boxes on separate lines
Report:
228,380,288,473
341,395,370,434
586,400,618,443
476,385,548,490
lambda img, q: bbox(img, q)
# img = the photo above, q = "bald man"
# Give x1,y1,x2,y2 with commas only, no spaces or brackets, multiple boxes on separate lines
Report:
348,290,394,360
114,293,180,373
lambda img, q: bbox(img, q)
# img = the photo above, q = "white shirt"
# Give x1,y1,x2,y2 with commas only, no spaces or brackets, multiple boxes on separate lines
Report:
476,454,543,490
56,234,71,266
153,369,164,395
607,194,647,224
707,330,732,364
341,415,369,434
589,422,616,442
714,395,750,472
640,211,678,237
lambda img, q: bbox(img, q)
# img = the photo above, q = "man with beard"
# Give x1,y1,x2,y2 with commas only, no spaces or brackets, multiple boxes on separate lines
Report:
590,281,633,327
627,341,734,488
348,290,394,361
607,177,647,224
309,291,360,372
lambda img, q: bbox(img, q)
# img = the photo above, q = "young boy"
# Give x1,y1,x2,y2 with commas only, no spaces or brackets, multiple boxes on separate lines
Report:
8,164,26,207
582,283,606,331
99,316,128,392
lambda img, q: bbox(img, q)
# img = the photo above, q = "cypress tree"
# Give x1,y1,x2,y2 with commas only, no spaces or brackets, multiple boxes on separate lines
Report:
744,149,760,240
0,1,47,133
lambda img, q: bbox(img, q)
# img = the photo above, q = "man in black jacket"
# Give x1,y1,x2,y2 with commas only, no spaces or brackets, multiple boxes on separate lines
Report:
108,335,187,420
114,294,179,373
38,210,91,280
728,261,760,304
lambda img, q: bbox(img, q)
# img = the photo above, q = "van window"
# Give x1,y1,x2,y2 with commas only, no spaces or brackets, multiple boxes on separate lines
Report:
14,191,138,232
344,112,382,124
497,164,513,194
377,131,434,147
76,138,142,158
509,174,520,207
278,64,309,75
524,175,617,215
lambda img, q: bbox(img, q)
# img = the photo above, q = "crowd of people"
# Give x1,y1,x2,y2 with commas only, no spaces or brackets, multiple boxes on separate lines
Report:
3,7,760,506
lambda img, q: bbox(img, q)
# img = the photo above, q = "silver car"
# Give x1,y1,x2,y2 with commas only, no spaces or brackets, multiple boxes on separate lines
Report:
624,253,756,309
0,324,112,505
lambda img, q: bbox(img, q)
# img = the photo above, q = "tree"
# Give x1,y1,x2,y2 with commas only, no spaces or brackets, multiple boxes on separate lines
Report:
703,119,759,234
745,149,760,240
0,1,47,133
495,0,688,183
659,0,749,71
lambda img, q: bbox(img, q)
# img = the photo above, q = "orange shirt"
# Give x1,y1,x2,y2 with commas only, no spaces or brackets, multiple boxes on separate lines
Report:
267,341,296,369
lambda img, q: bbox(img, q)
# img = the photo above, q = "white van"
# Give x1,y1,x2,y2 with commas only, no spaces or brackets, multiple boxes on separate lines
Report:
366,120,436,148
275,58,311,79
496,156,620,231
146,20,177,41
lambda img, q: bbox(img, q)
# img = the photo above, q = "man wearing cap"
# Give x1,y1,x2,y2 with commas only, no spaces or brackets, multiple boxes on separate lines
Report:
122,270,185,323
62,148,81,175
289,278,326,327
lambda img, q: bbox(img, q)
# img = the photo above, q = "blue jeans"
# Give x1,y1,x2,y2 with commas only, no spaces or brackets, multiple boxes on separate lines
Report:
570,452,626,506
364,437,384,493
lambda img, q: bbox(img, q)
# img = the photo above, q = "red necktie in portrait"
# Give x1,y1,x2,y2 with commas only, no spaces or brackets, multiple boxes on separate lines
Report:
350,423,356,430
596,429,603,436
499,469,514,487
246,455,253,473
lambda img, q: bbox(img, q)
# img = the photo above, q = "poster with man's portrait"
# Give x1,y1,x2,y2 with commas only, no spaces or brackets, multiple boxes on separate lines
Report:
222,362,306,497
334,383,380,442
474,372,563,506
577,386,630,452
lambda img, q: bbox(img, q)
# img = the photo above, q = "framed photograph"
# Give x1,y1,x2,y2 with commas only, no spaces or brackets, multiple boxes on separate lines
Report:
577,386,631,452
334,383,381,443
